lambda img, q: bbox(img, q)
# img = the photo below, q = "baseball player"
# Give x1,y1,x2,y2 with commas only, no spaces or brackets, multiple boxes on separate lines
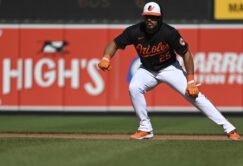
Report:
98,1,240,140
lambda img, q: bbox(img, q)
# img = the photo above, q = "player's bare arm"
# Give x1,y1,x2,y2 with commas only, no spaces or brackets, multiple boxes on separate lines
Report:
182,50,194,76
182,50,199,97
98,40,118,71
103,40,118,58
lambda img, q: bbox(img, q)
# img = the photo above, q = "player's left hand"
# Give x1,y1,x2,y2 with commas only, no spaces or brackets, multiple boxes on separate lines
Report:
186,81,199,97
186,74,200,97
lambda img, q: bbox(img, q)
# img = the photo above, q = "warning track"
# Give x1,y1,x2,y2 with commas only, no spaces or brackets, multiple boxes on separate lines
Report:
0,133,241,141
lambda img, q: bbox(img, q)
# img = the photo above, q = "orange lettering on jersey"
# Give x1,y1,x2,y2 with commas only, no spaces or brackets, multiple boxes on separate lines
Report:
136,42,169,58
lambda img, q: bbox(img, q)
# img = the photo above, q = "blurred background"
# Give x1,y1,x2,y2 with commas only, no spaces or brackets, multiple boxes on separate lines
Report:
0,0,242,24
0,0,242,113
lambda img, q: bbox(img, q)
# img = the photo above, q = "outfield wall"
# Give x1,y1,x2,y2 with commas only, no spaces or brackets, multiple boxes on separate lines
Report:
0,24,242,112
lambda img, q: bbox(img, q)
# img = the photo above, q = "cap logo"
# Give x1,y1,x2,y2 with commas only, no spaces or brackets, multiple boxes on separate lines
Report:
179,38,186,46
148,5,154,11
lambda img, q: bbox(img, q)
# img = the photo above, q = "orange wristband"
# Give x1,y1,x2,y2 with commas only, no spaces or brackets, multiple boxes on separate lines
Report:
187,74,194,82
102,54,111,61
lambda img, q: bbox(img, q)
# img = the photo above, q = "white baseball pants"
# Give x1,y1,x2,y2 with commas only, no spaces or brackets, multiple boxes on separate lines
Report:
129,60,236,134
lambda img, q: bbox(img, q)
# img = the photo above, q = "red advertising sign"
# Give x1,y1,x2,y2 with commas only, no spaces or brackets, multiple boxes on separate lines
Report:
0,24,242,112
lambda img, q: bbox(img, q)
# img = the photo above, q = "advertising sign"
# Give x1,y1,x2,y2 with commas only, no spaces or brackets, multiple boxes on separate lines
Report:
214,0,243,20
0,24,242,112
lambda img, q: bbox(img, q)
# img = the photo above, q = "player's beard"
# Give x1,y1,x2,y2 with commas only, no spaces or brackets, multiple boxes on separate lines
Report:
145,20,159,34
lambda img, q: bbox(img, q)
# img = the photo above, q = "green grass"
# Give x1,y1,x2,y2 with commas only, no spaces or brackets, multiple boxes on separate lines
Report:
0,115,242,134
0,115,243,166
0,138,243,166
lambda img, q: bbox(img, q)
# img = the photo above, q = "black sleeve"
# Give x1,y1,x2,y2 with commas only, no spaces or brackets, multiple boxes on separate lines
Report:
168,29,188,56
114,27,133,49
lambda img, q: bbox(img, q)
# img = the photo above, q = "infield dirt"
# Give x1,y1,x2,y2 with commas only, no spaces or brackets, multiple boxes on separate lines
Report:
0,133,241,141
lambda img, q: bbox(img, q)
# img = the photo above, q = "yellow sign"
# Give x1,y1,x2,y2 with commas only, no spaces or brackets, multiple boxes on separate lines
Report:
214,0,243,20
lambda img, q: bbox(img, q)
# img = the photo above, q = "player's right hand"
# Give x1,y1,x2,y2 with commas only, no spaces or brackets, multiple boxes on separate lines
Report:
98,55,112,71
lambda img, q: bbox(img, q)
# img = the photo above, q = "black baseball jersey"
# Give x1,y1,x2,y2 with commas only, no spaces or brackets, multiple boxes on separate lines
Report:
114,22,188,71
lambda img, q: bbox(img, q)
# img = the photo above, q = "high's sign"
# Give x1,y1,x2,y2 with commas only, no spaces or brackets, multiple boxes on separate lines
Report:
0,24,242,112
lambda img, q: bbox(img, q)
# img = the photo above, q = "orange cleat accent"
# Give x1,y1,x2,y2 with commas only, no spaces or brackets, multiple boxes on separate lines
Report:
130,131,153,140
227,131,241,141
